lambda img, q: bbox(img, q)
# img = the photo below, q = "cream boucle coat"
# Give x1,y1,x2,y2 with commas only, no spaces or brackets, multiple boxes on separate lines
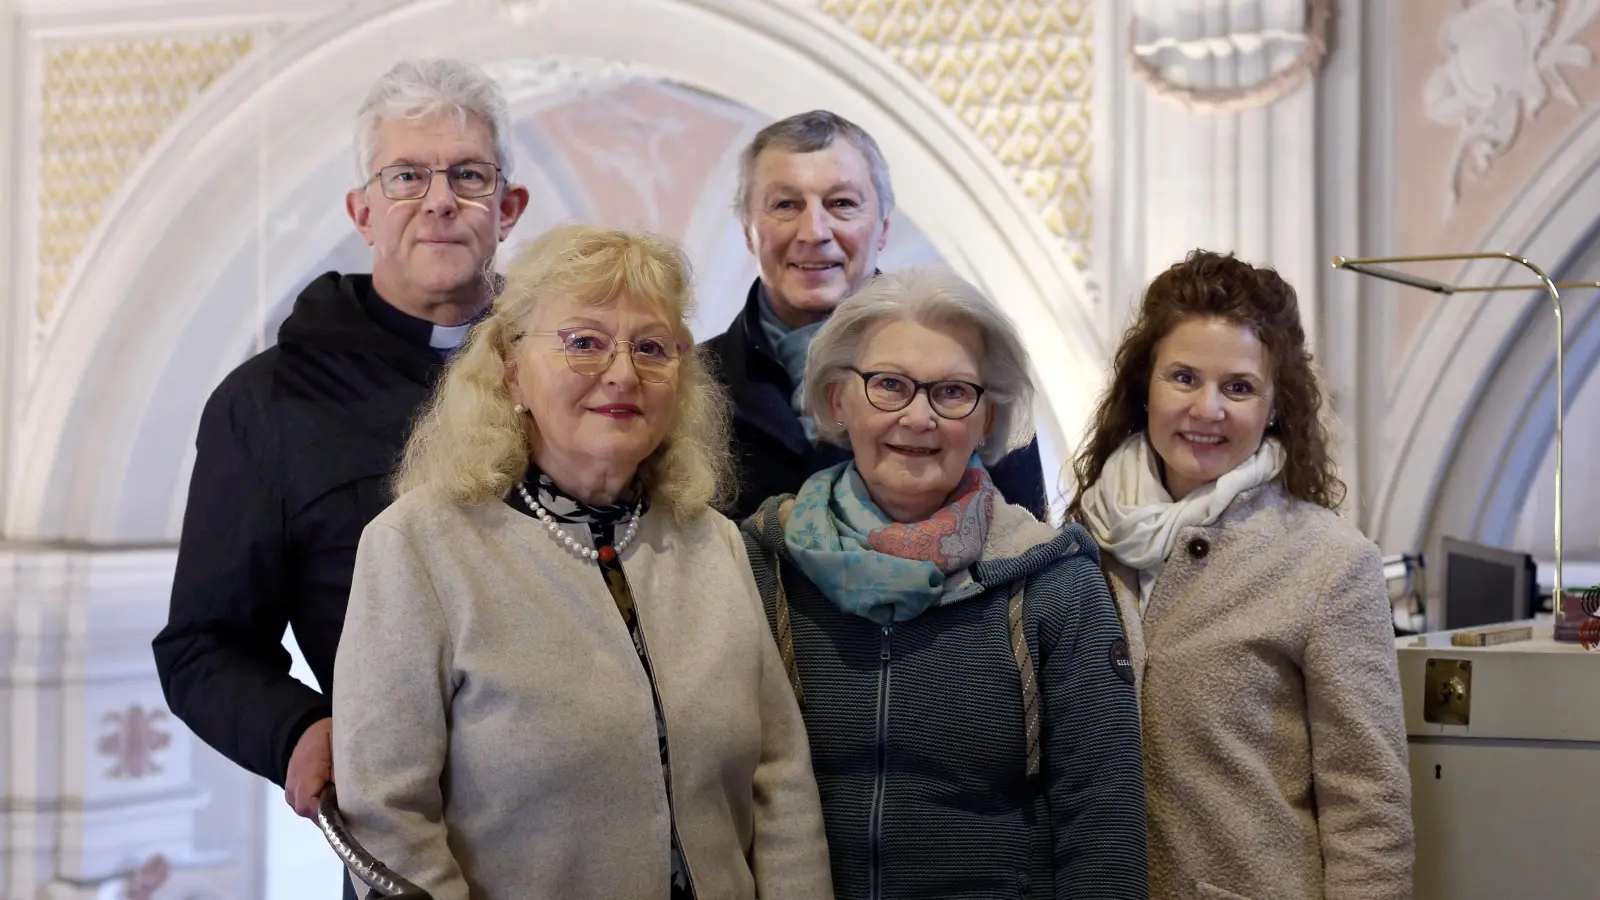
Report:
1103,483,1413,900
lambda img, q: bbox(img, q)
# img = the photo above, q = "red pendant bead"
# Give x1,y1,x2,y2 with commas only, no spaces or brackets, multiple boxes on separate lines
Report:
597,545,617,564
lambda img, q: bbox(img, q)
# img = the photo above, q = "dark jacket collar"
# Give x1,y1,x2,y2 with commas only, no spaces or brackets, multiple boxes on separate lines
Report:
743,280,785,363
712,273,879,458
276,272,447,385
716,279,809,454
717,279,789,386
357,285,440,351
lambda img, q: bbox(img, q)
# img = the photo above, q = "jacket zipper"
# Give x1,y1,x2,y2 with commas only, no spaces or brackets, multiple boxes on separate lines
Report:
632,609,701,898
869,624,893,900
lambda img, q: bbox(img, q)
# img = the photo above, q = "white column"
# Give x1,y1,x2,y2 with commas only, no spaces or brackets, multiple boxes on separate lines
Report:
0,0,17,527
1315,0,1396,532
1094,0,1139,343
1132,82,1321,341
0,546,257,899
1118,0,1327,340
1108,0,1378,524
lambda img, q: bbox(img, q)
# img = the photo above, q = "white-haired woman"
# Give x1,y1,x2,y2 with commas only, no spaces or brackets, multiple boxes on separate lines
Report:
332,224,834,900
739,267,1148,900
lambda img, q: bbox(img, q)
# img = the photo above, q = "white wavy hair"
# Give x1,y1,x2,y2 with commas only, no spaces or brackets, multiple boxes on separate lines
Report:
802,266,1037,467
353,58,516,182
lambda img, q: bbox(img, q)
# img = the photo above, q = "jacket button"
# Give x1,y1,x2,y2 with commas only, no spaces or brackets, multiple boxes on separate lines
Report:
1187,537,1210,559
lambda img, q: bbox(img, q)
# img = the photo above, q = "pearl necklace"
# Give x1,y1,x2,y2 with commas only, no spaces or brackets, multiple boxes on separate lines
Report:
516,481,641,564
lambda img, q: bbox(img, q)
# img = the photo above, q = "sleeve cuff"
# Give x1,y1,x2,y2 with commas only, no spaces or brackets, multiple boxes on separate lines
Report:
275,701,334,787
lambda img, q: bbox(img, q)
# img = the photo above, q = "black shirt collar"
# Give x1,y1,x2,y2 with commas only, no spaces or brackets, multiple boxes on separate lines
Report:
355,282,489,357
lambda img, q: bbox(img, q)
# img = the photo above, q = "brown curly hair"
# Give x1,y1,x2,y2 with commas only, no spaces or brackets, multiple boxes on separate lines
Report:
1066,250,1344,519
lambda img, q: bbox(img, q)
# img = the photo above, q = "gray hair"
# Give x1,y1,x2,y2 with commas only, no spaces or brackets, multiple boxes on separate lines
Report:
733,110,896,223
354,59,516,183
802,266,1036,466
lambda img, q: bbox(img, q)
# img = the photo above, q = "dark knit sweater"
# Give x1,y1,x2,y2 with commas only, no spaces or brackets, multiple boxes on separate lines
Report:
741,497,1149,900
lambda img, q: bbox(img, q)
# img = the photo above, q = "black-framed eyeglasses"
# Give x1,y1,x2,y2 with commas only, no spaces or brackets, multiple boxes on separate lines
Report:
851,368,986,420
368,162,502,200
521,328,688,384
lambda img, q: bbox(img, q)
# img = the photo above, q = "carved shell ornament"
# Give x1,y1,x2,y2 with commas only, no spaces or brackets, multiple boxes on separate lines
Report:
1423,0,1600,219
1128,0,1333,112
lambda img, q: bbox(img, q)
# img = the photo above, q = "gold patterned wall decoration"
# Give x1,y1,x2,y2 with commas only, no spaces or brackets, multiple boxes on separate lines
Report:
819,0,1094,271
36,34,256,323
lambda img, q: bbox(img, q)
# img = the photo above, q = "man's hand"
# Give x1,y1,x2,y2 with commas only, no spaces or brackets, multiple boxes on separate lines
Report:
284,716,333,818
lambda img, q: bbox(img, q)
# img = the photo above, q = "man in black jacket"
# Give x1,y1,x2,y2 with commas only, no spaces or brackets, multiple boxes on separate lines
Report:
702,110,1048,520
152,58,529,838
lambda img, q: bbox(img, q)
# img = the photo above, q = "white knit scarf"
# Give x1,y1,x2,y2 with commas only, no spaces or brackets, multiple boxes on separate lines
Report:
1080,433,1286,614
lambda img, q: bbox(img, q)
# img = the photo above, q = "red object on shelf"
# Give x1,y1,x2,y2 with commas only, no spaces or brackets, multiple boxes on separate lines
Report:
1552,589,1600,648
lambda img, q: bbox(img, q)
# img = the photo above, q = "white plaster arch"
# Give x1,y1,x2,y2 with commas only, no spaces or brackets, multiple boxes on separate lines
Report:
1372,106,1600,560
7,0,1101,542
679,116,766,333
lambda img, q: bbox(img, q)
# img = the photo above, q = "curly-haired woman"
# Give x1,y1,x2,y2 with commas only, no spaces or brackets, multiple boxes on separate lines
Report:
1069,250,1413,900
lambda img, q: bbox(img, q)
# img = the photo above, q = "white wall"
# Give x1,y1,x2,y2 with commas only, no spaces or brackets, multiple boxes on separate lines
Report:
262,636,345,900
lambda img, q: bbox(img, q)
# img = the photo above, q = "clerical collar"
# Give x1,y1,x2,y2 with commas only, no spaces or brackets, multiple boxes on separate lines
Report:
358,285,484,356
429,321,473,351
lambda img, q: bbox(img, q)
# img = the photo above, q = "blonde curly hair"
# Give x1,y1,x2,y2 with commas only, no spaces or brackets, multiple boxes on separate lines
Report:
394,224,732,519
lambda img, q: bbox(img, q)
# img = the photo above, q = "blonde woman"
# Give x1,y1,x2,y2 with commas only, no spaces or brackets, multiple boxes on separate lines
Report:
332,224,834,900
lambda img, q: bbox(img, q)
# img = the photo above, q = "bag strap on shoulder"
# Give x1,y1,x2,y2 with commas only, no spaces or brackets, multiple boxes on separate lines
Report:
770,548,806,710
1008,578,1042,779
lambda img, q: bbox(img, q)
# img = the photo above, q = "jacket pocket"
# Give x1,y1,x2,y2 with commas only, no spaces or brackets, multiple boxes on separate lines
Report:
1195,882,1255,900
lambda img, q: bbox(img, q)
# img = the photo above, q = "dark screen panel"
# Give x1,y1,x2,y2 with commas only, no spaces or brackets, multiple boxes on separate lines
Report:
1445,554,1518,630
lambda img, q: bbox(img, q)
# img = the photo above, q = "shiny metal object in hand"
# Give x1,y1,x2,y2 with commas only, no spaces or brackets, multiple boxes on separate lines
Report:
315,785,434,900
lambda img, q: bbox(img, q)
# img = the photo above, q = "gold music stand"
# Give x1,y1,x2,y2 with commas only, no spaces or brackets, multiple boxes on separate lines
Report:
1330,251,1598,625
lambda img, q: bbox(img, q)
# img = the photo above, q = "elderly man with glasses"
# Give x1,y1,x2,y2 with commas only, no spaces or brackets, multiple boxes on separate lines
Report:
702,110,1048,521
153,58,528,895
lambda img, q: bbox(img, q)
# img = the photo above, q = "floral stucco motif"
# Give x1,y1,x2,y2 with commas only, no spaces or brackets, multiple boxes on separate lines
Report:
1424,0,1600,218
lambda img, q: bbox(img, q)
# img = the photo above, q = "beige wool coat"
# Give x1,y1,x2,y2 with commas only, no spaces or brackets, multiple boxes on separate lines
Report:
331,487,834,900
1101,482,1413,900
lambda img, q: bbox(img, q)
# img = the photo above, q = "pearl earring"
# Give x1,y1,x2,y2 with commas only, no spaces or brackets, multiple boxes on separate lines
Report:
513,404,525,415
835,421,845,427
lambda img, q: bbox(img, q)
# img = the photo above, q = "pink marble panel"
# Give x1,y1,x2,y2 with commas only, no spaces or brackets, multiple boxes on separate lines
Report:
1393,0,1600,364
534,81,750,240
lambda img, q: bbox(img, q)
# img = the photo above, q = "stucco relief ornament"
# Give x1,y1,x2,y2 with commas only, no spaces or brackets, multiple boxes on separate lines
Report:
1129,0,1333,112
470,0,561,24
480,55,669,107
90,856,171,900
97,705,172,779
1424,0,1600,219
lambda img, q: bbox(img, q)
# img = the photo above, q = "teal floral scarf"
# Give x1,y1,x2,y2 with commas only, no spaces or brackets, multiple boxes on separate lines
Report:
784,456,997,625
